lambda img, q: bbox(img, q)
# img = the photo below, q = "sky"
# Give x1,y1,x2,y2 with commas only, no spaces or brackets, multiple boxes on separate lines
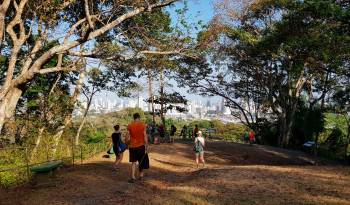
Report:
168,0,215,25
94,0,219,104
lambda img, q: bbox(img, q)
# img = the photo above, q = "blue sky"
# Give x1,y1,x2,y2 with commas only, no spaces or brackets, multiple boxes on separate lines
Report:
168,0,214,26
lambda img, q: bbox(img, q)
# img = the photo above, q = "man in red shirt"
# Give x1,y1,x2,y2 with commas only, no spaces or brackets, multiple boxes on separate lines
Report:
249,131,255,145
127,113,149,183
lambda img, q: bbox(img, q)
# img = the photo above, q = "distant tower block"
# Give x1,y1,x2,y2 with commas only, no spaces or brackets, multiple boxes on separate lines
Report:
207,100,211,107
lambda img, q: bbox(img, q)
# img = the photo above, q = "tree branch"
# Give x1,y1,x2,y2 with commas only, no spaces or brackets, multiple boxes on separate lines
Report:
0,0,11,45
35,62,79,75
84,0,94,29
1,0,179,100
3,0,29,89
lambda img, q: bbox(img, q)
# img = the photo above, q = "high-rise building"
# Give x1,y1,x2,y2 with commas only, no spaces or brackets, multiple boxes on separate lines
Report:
206,100,211,107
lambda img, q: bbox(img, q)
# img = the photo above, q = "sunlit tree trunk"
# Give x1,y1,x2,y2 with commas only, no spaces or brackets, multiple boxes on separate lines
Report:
0,0,11,47
0,87,23,136
31,127,45,161
74,92,94,145
147,67,155,124
159,68,166,128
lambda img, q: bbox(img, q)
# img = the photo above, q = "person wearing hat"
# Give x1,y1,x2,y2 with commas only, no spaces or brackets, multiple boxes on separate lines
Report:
193,130,205,168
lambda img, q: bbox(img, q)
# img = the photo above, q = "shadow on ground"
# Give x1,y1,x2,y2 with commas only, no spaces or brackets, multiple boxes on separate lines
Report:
1,142,349,205
160,141,316,166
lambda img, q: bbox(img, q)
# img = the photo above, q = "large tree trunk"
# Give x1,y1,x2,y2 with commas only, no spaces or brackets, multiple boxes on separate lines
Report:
280,100,298,148
74,92,93,145
279,73,307,147
159,69,166,128
278,111,287,146
147,67,155,124
51,116,72,158
0,87,23,136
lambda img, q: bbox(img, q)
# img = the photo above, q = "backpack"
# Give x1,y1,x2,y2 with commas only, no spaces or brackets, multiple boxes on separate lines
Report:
193,140,201,152
118,137,127,153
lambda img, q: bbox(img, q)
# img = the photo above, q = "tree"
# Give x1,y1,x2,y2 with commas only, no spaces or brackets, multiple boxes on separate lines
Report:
75,67,106,145
179,0,350,147
0,0,180,133
74,62,137,145
333,83,350,159
98,3,198,126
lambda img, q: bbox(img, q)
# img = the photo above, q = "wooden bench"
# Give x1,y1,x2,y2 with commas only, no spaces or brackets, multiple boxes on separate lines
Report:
30,160,63,186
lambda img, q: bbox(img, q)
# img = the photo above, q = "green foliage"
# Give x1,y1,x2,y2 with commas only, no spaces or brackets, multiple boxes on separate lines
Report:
149,91,188,115
325,128,345,152
181,0,350,148
82,127,108,144
255,118,279,146
324,113,348,137
0,169,28,188
188,120,212,129
187,119,247,142
0,147,29,188
310,113,349,160
291,101,325,147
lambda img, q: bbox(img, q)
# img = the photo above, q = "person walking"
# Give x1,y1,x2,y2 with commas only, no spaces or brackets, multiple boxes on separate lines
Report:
111,125,126,170
249,131,255,145
170,125,177,142
193,124,199,138
194,130,205,168
158,124,165,142
180,125,187,139
126,113,149,183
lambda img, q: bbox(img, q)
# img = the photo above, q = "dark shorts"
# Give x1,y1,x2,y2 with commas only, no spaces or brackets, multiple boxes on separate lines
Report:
129,145,149,171
113,146,121,156
129,145,145,163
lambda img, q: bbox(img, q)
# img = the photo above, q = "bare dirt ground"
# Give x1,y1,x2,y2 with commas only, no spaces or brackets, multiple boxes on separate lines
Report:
1,141,350,205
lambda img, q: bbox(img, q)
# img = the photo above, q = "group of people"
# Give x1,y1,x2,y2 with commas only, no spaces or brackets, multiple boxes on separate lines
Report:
110,113,149,183
110,114,206,183
146,124,177,144
243,131,256,145
180,124,202,139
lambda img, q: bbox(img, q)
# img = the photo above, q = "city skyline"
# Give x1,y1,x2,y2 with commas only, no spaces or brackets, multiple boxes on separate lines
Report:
75,95,239,123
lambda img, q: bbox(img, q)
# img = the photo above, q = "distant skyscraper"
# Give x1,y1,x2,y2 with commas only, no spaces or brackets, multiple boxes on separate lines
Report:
221,98,225,113
206,100,211,107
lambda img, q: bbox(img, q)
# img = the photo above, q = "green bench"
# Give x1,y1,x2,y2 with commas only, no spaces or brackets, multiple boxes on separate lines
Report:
30,160,63,186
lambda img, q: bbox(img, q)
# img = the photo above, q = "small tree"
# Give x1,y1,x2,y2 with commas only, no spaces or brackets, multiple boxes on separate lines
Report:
148,91,188,127
333,85,350,159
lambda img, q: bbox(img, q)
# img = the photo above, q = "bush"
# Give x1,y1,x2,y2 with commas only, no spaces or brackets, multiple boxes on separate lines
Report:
292,104,324,148
0,147,29,188
255,118,279,146
83,127,108,144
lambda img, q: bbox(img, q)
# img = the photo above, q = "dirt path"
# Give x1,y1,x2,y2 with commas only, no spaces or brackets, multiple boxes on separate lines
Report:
1,141,350,205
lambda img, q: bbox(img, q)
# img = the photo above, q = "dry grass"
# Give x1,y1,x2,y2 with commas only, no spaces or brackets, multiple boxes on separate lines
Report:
1,141,349,205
